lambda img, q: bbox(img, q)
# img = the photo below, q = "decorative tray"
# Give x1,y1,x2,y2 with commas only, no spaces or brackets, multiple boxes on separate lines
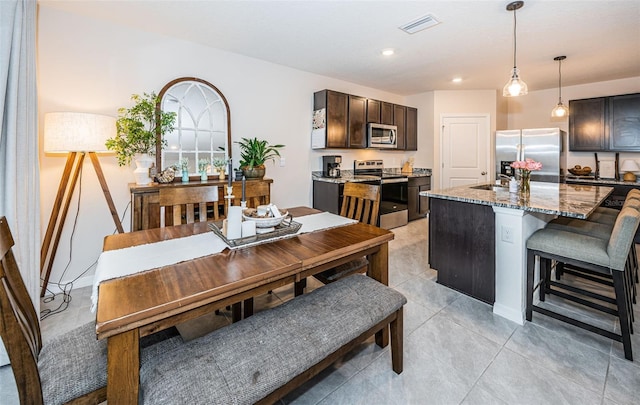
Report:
208,214,302,248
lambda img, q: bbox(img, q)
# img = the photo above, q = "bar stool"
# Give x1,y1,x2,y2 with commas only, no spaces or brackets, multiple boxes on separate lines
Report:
526,206,640,361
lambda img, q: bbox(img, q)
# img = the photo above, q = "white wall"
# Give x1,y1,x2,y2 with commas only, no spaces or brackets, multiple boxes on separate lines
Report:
37,6,421,289
507,77,640,170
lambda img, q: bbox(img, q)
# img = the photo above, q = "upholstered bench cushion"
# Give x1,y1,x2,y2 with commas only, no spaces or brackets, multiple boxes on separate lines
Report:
39,322,183,405
527,228,610,268
140,275,406,405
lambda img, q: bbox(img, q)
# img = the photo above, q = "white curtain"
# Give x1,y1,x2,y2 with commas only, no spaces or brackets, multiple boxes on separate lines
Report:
0,0,39,307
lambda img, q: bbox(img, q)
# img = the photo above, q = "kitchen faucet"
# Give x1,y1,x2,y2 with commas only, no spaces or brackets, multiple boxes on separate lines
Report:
498,174,511,186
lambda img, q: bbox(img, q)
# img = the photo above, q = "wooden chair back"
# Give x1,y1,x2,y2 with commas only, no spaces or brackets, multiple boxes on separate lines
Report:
0,216,44,404
340,182,381,225
227,181,271,216
159,186,221,226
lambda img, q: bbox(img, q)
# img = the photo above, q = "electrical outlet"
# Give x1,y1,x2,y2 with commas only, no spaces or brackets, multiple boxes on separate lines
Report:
280,157,286,167
501,225,514,243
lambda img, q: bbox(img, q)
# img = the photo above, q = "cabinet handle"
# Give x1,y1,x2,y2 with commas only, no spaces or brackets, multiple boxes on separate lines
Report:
481,171,487,175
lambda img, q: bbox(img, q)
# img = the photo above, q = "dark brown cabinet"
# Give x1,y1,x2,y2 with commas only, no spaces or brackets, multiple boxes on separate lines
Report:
314,89,417,150
609,93,640,151
312,181,343,215
569,93,640,152
394,105,406,150
348,95,367,148
406,107,418,151
408,176,430,221
569,97,607,151
314,90,367,149
429,198,495,304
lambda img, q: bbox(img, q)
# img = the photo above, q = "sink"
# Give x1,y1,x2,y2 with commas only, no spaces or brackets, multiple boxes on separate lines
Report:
470,184,507,192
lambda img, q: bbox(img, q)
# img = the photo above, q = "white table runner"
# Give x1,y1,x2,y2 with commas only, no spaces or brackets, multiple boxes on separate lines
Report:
91,212,356,311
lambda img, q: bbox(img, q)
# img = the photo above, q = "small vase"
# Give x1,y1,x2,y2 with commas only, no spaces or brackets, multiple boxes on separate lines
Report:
181,171,189,183
200,171,208,181
218,170,225,180
520,171,531,196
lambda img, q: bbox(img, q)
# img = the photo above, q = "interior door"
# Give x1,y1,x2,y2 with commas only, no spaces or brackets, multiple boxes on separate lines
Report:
441,115,490,188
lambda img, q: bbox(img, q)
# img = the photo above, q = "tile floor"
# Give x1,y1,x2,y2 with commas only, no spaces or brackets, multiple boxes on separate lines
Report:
1,217,639,404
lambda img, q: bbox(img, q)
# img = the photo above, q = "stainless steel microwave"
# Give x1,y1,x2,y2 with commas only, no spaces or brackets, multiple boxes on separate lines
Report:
368,123,398,149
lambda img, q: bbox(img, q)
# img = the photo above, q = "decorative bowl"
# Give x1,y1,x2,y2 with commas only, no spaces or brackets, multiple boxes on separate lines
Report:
568,168,592,176
242,208,289,229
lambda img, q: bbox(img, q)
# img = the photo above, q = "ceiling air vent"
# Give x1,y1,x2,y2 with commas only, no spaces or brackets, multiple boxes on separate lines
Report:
399,14,440,34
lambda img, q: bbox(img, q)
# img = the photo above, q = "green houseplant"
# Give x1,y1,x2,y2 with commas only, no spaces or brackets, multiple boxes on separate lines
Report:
106,92,176,167
235,137,284,179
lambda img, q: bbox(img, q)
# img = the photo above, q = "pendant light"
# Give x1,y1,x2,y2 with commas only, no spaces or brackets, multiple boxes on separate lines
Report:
503,1,528,97
551,56,569,117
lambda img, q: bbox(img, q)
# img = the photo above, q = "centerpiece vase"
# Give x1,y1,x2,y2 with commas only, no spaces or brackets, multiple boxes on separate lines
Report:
520,171,531,196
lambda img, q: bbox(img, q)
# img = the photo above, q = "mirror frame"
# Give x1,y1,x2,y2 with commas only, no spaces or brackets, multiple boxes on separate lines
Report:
155,77,232,173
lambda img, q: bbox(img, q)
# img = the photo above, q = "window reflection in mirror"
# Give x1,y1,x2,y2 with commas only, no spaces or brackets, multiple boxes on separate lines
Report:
156,77,231,176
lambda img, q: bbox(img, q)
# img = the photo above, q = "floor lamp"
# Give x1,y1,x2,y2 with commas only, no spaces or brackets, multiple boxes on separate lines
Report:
41,112,124,297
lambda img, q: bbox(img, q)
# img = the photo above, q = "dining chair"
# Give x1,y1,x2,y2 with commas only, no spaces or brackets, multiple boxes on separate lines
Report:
0,216,106,404
297,182,381,292
226,180,271,216
0,216,184,404
159,185,221,226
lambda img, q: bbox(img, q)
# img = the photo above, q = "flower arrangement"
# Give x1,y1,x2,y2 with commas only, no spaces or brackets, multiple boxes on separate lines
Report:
211,157,227,173
510,158,542,194
198,158,211,174
178,157,189,174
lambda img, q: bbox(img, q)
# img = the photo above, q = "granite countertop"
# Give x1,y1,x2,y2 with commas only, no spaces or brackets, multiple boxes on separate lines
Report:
565,176,640,186
312,168,431,184
422,182,614,219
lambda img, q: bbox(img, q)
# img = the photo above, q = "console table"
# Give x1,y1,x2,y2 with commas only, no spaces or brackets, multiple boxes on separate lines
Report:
130,179,272,231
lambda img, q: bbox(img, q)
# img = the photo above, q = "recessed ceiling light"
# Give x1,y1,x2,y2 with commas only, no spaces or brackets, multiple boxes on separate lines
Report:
381,49,395,56
452,77,462,83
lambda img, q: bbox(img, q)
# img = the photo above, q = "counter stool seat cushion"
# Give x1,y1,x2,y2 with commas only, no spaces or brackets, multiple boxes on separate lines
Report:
546,219,612,240
527,229,610,268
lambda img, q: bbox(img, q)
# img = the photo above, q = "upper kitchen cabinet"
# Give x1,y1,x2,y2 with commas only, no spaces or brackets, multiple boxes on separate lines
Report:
406,107,418,151
394,104,406,150
366,99,394,126
313,90,366,149
569,97,607,151
569,93,640,152
609,93,640,151
312,89,417,150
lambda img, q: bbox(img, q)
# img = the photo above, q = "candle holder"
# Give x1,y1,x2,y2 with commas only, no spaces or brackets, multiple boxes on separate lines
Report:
225,185,234,211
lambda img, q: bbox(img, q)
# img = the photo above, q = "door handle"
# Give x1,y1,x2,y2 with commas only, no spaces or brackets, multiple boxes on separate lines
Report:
481,171,487,175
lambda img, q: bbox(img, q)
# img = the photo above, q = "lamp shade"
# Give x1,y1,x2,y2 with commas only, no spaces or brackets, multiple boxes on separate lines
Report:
44,112,116,153
620,159,640,172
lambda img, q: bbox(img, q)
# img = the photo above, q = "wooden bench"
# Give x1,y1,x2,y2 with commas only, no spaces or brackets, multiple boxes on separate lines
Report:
139,274,406,404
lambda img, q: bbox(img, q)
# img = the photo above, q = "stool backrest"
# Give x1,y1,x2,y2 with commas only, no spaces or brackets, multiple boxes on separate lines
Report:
0,217,45,404
623,195,640,212
608,207,640,270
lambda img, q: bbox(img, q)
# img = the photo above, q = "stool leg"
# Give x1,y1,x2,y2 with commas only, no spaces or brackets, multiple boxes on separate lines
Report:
556,261,564,280
540,257,549,302
612,270,633,361
526,249,535,321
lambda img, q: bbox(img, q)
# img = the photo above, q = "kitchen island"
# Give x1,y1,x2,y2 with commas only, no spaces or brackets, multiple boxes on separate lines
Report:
422,182,613,324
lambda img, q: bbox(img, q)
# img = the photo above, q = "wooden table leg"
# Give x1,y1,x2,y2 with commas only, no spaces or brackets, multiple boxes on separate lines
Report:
107,329,140,404
369,242,389,348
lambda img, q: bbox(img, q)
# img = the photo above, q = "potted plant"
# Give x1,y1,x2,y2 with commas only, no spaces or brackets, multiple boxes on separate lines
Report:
106,92,176,184
211,157,228,180
198,158,211,181
235,137,285,179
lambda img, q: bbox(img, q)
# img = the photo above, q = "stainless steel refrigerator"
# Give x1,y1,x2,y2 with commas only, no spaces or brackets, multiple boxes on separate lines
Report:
495,128,567,182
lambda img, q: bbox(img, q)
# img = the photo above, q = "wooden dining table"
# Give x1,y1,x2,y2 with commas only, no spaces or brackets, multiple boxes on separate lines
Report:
95,206,394,404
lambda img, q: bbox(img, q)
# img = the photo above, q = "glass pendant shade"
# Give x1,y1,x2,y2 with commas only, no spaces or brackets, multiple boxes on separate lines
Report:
551,102,569,117
503,68,528,97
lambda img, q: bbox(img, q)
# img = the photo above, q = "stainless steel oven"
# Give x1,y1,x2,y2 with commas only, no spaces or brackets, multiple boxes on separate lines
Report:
354,160,408,229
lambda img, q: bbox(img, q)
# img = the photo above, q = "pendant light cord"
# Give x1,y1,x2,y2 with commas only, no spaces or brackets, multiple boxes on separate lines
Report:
558,58,562,102
512,8,517,69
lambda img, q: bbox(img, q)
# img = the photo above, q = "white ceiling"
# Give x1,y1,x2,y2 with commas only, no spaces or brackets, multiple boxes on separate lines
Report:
39,0,640,96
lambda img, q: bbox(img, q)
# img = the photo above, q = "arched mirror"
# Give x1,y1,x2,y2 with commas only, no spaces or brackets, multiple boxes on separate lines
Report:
156,77,231,177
